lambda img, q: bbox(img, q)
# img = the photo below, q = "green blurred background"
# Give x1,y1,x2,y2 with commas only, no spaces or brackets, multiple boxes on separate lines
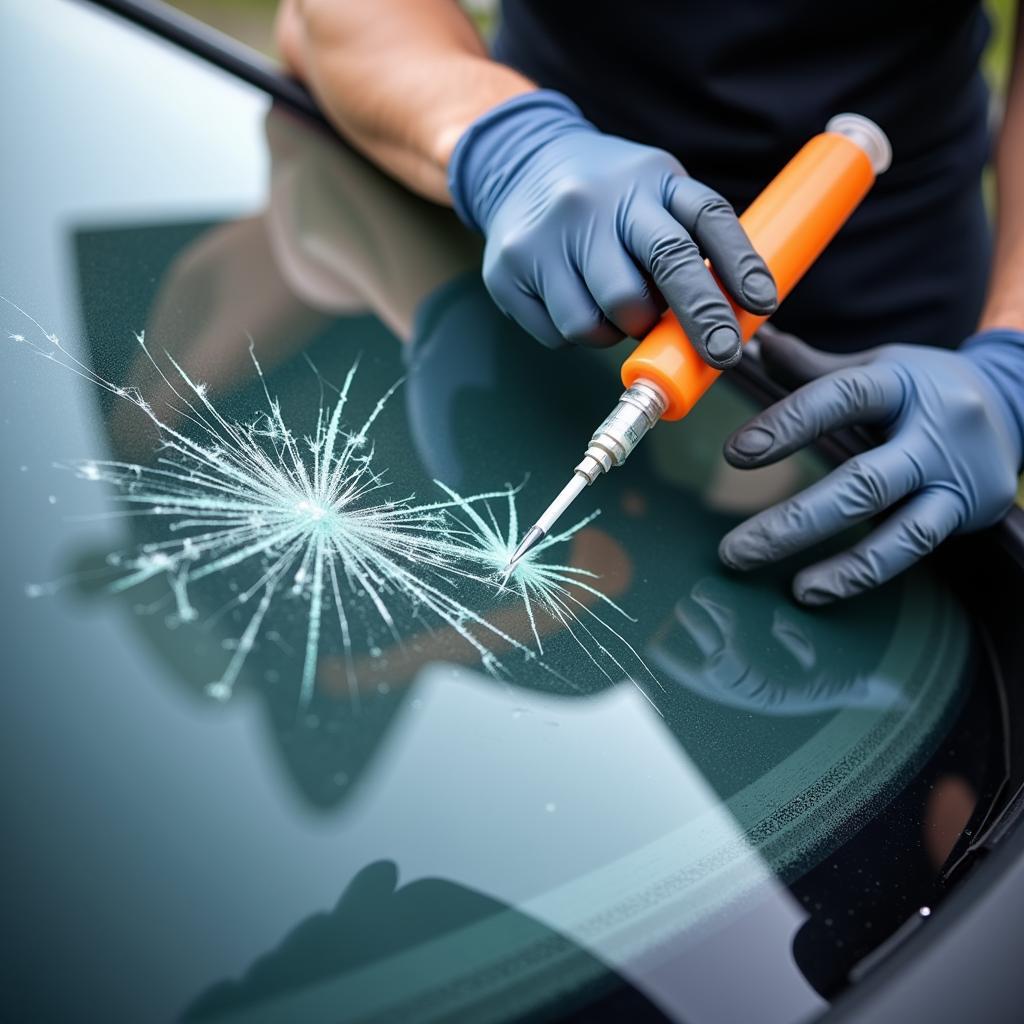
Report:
166,0,279,54
987,0,1020,91
165,0,498,54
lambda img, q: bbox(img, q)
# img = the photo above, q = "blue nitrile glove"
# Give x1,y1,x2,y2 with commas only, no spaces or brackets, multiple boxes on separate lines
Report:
718,326,1024,604
447,90,777,366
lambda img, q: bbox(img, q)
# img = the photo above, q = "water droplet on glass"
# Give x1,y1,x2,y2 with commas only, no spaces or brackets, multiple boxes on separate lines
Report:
205,682,231,702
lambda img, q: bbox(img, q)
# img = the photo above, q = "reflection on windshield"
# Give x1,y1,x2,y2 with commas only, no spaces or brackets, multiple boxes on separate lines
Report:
650,575,905,715
183,859,666,1023
183,669,829,1024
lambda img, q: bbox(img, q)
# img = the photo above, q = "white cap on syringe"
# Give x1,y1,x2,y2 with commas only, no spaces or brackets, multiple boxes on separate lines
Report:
826,113,892,175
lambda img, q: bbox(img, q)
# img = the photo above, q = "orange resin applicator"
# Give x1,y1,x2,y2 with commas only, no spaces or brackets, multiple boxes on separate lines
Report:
505,114,891,570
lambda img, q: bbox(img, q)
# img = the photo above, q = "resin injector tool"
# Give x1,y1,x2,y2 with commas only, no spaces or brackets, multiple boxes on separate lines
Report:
505,114,893,571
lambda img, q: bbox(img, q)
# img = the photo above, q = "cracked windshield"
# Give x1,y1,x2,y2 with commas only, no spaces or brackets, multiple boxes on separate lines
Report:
1,3,984,1023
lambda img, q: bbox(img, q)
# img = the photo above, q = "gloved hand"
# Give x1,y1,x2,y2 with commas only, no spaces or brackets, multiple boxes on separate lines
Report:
447,90,777,366
719,327,1024,604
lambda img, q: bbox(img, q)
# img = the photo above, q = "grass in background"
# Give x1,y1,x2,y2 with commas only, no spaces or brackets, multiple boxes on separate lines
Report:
986,0,1019,94
162,0,498,55
166,0,280,55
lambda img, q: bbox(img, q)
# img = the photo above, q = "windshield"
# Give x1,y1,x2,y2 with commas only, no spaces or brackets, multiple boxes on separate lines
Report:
0,4,991,1023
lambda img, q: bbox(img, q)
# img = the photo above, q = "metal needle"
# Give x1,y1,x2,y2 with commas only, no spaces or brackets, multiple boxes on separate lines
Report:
504,473,589,572
504,380,668,574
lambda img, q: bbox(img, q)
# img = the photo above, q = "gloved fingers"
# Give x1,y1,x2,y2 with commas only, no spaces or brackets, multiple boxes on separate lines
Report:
579,245,663,340
665,176,777,316
719,440,923,569
483,277,567,350
756,323,876,390
724,363,903,469
791,486,964,605
626,203,744,369
542,267,625,348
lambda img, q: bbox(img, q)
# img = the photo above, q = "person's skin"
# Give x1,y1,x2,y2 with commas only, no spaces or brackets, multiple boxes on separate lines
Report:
277,0,1024,337
275,0,534,203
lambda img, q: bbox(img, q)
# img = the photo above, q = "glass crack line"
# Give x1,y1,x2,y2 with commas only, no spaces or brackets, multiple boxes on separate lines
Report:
6,298,657,709
442,484,665,705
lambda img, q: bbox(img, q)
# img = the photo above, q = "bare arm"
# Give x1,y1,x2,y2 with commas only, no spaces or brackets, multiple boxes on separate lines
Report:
981,3,1024,331
275,0,535,203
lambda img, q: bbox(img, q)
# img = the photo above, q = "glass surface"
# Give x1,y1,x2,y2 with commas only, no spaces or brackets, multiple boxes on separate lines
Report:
0,4,986,1023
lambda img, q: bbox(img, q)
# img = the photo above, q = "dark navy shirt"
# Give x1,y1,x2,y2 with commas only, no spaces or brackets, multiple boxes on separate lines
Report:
493,1,995,352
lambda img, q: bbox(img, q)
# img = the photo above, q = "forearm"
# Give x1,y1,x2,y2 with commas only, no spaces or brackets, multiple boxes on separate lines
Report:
276,0,535,203
980,3,1024,331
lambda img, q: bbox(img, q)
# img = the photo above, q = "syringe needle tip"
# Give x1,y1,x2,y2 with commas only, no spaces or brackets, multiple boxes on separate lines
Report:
504,525,545,574
504,473,590,574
